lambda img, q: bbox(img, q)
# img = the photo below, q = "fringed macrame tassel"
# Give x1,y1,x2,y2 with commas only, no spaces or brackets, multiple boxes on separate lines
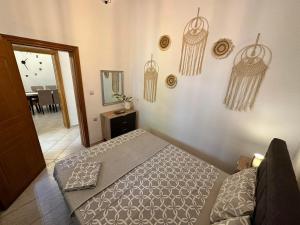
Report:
224,33,272,111
144,55,159,103
224,68,267,111
179,31,208,75
179,8,209,76
144,70,158,102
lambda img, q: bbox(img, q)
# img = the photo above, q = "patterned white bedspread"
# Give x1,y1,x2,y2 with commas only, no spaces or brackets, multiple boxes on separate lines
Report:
75,140,221,225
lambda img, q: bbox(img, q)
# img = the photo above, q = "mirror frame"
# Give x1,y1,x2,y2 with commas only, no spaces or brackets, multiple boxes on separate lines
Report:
100,70,124,106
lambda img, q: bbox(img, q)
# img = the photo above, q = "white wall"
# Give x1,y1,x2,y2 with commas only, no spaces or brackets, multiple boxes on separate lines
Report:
2,0,300,172
128,0,300,172
58,51,79,126
14,51,57,92
0,0,132,144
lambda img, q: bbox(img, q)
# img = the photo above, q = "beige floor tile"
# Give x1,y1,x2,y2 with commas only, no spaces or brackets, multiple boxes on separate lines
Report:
0,198,36,219
31,219,43,225
51,140,72,150
0,167,53,218
1,200,43,225
43,148,65,160
56,149,80,161
40,141,58,152
0,163,72,224
45,159,54,165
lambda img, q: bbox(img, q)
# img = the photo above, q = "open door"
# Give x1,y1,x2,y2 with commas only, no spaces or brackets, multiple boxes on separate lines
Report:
0,35,45,210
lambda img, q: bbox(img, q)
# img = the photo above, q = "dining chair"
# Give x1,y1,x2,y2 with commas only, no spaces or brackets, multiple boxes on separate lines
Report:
45,85,57,90
31,86,44,92
52,89,60,111
37,90,54,114
31,97,41,115
27,99,34,115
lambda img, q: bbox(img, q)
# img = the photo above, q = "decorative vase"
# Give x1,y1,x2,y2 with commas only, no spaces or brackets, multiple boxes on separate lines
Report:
124,101,132,110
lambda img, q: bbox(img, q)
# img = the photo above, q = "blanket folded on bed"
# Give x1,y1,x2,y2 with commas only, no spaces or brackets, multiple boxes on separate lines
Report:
64,162,101,192
54,130,169,214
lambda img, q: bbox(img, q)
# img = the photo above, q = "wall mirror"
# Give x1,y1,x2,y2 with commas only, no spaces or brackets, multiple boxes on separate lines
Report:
100,70,124,106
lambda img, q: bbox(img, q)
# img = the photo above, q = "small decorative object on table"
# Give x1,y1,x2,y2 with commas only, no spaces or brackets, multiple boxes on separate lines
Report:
113,109,126,115
159,35,171,51
166,74,177,89
113,94,133,110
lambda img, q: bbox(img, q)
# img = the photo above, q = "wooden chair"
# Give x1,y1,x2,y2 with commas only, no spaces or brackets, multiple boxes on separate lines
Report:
37,90,53,114
30,98,41,114
52,89,60,111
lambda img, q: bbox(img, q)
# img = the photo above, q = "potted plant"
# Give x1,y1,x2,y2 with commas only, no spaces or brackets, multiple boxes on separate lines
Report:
113,94,133,110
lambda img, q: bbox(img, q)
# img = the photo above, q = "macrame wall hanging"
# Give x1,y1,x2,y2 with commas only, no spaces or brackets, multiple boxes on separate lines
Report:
144,55,159,103
111,71,120,93
179,8,209,76
224,33,272,111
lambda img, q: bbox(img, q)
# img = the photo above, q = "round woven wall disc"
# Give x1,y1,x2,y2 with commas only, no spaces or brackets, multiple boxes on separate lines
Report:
159,35,171,51
212,38,234,59
166,74,177,89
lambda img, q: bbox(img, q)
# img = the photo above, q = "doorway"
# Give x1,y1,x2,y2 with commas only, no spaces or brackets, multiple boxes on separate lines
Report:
0,34,91,209
13,45,81,164
1,34,90,148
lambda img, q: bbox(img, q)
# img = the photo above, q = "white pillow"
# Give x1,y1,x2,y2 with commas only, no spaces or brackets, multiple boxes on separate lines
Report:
210,168,256,223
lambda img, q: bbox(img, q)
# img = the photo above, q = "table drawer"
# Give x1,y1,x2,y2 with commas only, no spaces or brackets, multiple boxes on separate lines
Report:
110,112,136,138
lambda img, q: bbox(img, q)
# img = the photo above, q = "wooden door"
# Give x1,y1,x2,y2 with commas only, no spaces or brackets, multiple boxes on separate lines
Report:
0,35,45,210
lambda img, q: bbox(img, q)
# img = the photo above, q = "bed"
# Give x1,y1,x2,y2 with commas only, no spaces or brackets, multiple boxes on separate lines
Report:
53,129,300,225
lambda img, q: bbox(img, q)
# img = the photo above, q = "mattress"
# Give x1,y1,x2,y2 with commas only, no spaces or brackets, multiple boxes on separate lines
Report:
54,129,228,225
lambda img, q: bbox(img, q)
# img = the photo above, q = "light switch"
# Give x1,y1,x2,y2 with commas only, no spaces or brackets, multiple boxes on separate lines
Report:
90,90,94,95
93,117,98,122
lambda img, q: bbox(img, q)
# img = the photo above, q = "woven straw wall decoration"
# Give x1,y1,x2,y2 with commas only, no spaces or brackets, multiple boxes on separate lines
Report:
179,8,209,76
166,74,177,89
212,38,234,59
111,71,120,93
224,33,272,111
159,35,171,51
144,55,159,103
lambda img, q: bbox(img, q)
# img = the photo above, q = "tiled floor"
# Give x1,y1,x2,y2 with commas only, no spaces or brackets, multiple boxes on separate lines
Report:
33,112,84,165
0,112,85,225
